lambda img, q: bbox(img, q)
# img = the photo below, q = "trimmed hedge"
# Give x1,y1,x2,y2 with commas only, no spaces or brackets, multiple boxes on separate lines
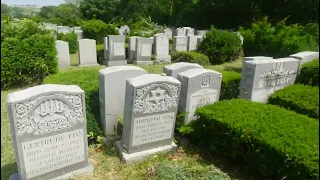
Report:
268,84,319,119
296,59,319,87
96,44,104,65
171,51,210,66
56,32,78,54
1,19,57,88
44,66,104,137
188,99,319,180
220,71,241,100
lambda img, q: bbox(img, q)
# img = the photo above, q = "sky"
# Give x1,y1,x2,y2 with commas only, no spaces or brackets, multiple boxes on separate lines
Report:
3,0,65,7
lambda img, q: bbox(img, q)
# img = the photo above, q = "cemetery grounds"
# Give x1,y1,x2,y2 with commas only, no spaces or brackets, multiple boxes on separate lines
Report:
0,58,255,180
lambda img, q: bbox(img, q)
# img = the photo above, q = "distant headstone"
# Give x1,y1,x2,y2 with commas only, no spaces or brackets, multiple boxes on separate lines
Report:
135,37,153,65
164,28,173,39
289,51,319,64
186,28,195,36
128,36,139,63
103,37,109,64
106,35,127,67
163,62,204,79
99,66,147,135
243,56,273,61
175,28,185,36
187,36,198,52
119,25,130,36
115,74,181,164
234,32,244,45
72,27,81,31
240,58,300,103
173,36,188,52
55,40,70,68
153,34,171,64
177,69,222,124
182,27,191,36
196,35,204,44
74,30,83,41
78,39,98,66
7,84,93,180
195,30,207,36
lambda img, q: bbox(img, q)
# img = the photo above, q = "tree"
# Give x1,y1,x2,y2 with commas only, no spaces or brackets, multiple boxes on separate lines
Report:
39,6,57,19
51,3,81,26
1,3,11,14
79,0,119,23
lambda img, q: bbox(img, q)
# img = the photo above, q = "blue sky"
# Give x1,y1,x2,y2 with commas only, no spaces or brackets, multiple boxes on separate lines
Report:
3,0,65,6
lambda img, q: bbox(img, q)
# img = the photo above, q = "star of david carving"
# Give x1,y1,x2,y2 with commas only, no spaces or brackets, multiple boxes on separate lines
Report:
149,87,166,104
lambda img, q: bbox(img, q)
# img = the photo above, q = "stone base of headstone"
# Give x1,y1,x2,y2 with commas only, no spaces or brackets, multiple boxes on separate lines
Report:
9,164,94,180
155,56,172,64
107,60,128,67
79,63,100,67
134,61,154,65
115,141,177,164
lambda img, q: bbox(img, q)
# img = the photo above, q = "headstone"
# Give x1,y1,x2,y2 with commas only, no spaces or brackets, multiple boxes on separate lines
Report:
99,66,147,136
153,34,171,64
177,69,222,124
128,36,139,62
74,30,83,41
115,74,181,164
173,36,188,52
78,39,98,66
106,35,127,66
163,62,204,79
187,36,198,52
164,28,173,39
72,27,81,31
240,58,300,103
196,36,204,44
135,37,153,65
119,25,130,36
55,40,70,68
186,28,195,36
7,84,93,180
243,56,273,61
196,30,207,36
103,37,109,64
175,28,185,36
182,27,191,36
289,51,319,64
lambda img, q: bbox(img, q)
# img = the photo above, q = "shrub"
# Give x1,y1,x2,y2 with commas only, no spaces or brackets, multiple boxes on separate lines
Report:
268,84,319,119
169,38,173,44
96,44,104,65
239,17,318,58
56,32,78,54
44,66,104,137
296,59,319,86
170,51,210,66
220,71,241,100
1,19,57,88
197,26,242,65
81,20,119,44
187,99,319,180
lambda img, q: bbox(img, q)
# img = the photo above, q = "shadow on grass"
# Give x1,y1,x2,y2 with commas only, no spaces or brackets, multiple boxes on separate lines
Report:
175,134,263,180
1,162,17,180
223,66,243,73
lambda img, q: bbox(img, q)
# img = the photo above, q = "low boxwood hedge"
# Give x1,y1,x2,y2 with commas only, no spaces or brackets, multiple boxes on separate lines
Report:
187,99,318,180
296,59,319,87
220,71,241,100
171,51,210,66
43,66,105,137
268,84,319,119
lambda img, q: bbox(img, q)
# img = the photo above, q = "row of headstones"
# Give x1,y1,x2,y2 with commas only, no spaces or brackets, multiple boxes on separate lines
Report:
6,51,318,179
42,22,83,40
55,34,205,68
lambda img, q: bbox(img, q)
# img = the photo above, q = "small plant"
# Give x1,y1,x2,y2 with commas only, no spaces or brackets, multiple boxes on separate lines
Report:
171,51,210,66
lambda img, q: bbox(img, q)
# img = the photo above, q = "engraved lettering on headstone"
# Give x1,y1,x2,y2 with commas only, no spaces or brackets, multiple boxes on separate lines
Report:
141,44,151,57
114,43,125,56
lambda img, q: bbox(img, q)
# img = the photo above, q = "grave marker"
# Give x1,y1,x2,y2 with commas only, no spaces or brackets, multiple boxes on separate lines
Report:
99,66,147,135
115,74,181,164
135,37,153,65
153,34,171,64
56,40,70,68
289,51,319,64
78,39,98,66
163,62,204,79
173,36,188,52
128,36,139,62
177,69,222,124
106,35,127,66
187,36,198,52
7,84,93,180
240,58,300,103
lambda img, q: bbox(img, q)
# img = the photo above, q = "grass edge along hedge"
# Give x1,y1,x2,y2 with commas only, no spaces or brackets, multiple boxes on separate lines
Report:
268,84,319,119
296,59,319,87
188,99,319,179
